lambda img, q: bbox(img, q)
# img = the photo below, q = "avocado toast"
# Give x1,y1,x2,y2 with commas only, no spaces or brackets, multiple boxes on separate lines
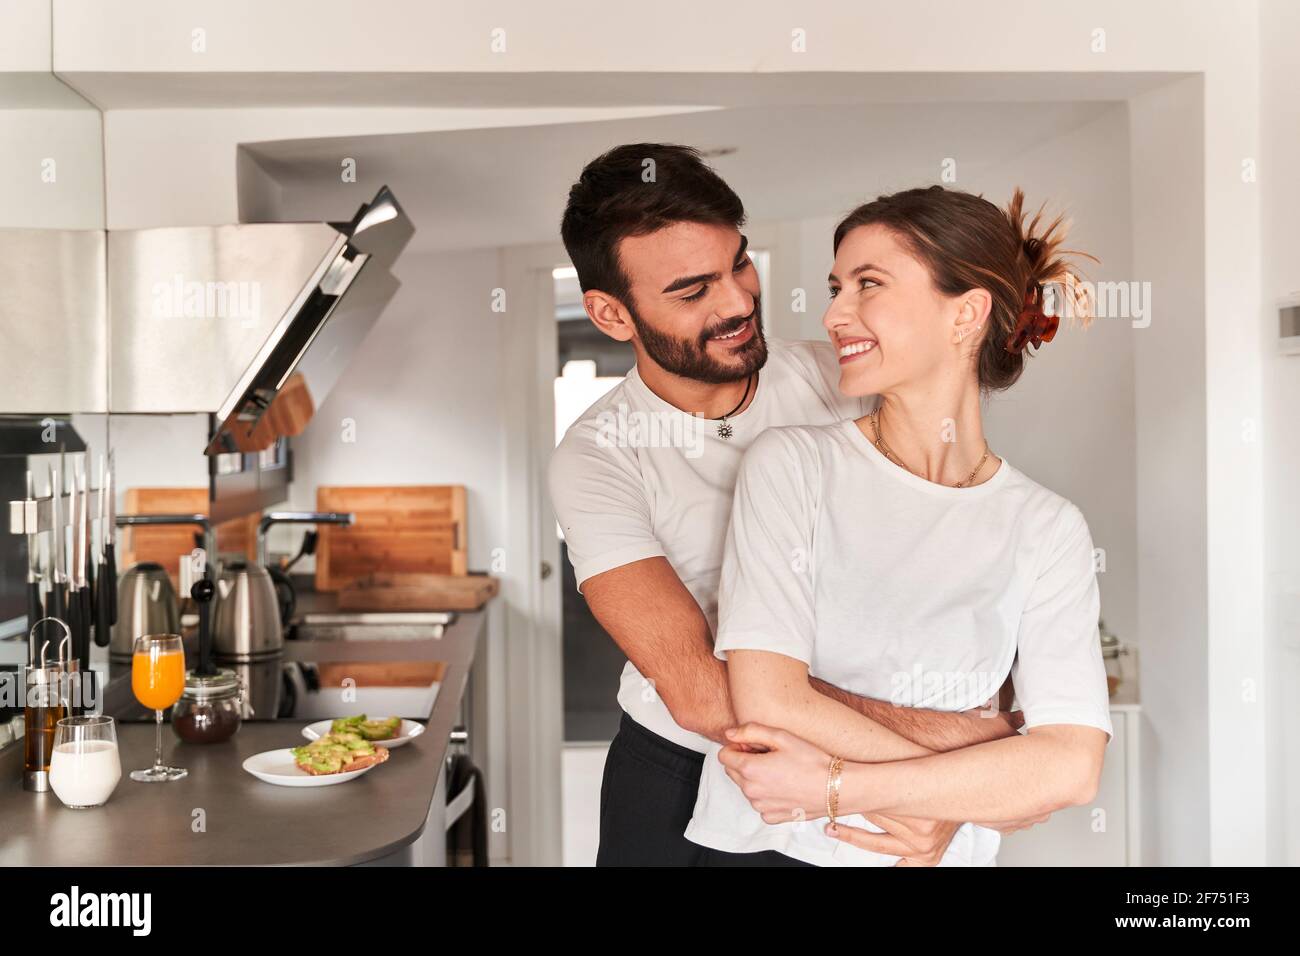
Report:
291,731,390,776
329,714,402,741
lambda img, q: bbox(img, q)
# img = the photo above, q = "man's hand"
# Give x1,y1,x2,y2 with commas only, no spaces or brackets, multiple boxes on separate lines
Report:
960,704,1025,744
864,814,962,866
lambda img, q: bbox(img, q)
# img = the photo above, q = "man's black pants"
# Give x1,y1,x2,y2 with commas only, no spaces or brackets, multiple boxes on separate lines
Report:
595,712,813,867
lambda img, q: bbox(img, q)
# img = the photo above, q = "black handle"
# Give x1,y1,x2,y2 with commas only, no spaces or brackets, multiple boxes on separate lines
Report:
85,548,96,623
192,578,216,677
102,541,118,632
48,579,65,628
27,581,44,660
79,584,92,665
94,557,113,648
65,585,80,661
26,581,41,627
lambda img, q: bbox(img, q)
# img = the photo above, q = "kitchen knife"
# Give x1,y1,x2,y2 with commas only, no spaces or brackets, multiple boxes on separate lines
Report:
84,451,97,624
47,461,65,626
66,460,84,667
24,470,41,620
105,451,117,627
25,470,44,659
75,460,91,666
94,453,113,647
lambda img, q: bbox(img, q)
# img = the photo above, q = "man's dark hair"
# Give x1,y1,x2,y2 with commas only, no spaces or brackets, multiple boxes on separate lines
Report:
560,143,746,308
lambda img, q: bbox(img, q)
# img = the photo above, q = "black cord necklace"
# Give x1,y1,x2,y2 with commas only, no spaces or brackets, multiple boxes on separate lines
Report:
712,374,754,440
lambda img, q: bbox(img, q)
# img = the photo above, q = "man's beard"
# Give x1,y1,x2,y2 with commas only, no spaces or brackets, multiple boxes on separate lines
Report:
628,298,768,385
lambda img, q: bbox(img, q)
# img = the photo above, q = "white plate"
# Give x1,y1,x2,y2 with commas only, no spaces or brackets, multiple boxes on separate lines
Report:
301,718,425,749
241,748,383,787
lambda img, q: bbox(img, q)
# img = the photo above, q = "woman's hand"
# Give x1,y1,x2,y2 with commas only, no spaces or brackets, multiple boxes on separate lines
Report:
721,723,965,865
717,723,833,823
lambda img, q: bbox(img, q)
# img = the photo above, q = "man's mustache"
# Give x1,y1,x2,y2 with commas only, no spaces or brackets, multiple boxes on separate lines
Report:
701,304,762,344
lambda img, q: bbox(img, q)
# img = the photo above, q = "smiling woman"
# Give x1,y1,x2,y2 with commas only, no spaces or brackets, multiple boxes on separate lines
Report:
683,184,1112,867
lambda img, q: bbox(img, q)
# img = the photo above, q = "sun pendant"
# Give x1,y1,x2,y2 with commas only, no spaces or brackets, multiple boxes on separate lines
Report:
717,420,734,440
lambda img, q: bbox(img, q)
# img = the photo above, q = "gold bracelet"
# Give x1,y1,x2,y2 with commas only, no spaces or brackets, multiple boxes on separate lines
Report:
825,756,844,827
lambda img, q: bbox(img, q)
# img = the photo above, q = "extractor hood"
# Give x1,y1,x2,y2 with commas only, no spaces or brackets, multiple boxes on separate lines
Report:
0,186,414,456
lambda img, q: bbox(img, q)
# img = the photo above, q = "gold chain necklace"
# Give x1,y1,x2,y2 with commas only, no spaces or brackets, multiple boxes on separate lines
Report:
868,408,991,489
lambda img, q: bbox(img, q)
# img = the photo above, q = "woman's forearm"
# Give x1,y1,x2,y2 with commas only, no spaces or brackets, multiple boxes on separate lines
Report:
835,728,1104,822
728,650,930,763
741,683,930,763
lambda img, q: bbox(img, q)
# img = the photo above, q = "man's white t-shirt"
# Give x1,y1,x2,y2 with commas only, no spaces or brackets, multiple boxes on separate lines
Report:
549,339,868,753
683,421,1114,866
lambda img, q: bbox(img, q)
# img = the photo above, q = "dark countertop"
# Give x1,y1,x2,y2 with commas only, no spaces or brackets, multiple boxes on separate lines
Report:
0,609,485,866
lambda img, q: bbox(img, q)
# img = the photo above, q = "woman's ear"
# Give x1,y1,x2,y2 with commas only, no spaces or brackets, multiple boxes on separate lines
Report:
952,289,992,344
584,290,636,343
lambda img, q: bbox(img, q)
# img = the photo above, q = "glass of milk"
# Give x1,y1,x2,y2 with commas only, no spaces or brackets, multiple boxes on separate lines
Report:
50,715,122,809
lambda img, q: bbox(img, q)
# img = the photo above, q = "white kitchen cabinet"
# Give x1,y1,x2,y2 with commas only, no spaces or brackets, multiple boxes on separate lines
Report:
997,685,1141,866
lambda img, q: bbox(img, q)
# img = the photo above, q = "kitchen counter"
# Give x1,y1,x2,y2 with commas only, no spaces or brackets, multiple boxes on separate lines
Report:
0,610,485,866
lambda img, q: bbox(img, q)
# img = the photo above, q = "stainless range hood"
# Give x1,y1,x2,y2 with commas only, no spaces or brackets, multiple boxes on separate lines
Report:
0,186,413,457
110,186,414,455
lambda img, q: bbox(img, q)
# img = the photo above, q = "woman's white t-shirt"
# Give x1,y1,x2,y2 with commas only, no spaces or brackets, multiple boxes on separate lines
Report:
684,419,1114,866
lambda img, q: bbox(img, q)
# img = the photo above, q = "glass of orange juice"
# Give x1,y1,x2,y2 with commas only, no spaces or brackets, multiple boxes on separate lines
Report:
130,634,188,783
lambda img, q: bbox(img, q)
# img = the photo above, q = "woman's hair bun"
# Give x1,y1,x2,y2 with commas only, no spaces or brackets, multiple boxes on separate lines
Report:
1004,189,1097,354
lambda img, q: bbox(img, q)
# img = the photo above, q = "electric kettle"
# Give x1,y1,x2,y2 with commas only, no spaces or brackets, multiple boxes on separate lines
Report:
211,560,283,659
112,563,180,661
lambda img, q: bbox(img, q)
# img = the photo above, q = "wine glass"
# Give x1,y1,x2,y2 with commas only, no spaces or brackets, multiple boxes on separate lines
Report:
130,634,187,783
50,715,121,808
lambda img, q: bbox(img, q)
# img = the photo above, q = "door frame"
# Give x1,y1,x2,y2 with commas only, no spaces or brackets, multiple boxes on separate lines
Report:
499,241,566,866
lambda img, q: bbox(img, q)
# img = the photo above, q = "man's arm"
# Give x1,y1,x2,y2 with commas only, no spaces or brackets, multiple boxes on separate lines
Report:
581,557,735,742
582,558,1022,749
810,676,1022,753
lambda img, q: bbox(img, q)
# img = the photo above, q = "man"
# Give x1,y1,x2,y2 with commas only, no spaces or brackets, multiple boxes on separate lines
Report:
550,143,1027,866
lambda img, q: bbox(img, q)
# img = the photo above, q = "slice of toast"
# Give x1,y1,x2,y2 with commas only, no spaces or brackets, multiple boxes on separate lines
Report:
292,733,390,775
341,746,390,772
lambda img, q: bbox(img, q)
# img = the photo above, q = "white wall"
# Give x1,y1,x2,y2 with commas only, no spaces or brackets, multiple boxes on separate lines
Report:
1198,6,1267,868
0,104,104,229
1129,78,1210,866
0,0,50,74
50,0,1230,75
1259,0,1300,867
1,2,103,230
278,248,504,569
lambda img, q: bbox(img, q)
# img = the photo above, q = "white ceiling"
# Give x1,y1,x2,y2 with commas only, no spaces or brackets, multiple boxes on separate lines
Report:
60,69,1179,110
241,97,1121,255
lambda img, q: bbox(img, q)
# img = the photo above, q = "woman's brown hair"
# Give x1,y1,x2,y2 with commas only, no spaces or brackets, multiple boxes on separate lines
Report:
832,185,1095,391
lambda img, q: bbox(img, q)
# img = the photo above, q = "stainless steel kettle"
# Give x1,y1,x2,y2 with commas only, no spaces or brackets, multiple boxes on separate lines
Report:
113,563,180,660
212,560,283,659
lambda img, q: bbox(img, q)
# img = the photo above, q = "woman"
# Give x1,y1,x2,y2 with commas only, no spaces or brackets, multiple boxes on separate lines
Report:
682,185,1113,866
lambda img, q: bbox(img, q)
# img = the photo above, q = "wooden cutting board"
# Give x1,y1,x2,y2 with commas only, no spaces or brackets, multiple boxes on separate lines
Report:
315,660,446,688
315,485,467,591
120,488,259,584
337,572,499,611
